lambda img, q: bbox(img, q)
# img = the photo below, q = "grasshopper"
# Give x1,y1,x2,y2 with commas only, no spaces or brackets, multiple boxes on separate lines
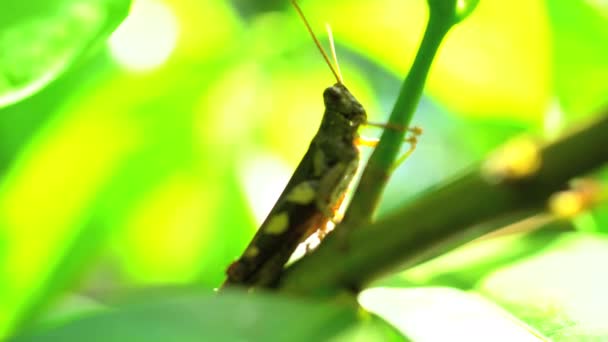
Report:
223,0,418,288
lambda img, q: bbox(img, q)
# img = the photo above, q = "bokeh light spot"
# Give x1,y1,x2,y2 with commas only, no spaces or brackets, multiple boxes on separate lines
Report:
108,0,178,71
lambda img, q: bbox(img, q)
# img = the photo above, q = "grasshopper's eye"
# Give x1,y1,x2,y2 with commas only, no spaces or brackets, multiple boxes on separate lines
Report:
323,86,342,103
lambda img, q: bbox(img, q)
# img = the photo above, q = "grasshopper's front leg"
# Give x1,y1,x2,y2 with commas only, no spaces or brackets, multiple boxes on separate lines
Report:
357,124,422,171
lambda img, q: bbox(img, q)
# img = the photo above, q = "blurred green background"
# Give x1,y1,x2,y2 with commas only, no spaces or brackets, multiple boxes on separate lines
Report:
1,0,607,338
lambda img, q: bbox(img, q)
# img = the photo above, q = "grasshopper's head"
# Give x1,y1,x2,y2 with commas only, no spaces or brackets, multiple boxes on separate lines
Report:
323,83,367,126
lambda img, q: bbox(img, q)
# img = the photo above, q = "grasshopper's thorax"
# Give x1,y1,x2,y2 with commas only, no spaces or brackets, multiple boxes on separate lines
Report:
319,83,366,142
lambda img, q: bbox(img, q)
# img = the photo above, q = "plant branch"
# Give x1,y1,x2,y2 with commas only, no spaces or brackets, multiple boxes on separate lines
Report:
279,112,608,296
342,0,461,227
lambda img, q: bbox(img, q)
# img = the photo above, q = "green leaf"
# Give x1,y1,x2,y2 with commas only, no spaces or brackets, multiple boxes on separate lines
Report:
376,230,563,289
366,232,608,340
0,0,131,107
0,93,141,337
0,1,246,335
547,0,608,120
360,287,547,340
306,0,551,125
478,233,608,340
11,290,390,342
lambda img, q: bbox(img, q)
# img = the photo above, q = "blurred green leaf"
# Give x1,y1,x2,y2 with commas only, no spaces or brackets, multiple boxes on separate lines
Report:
34,294,108,330
305,0,551,124
548,0,608,120
0,0,245,336
478,232,608,340
375,229,563,290
11,290,397,342
368,231,608,340
0,0,131,107
373,230,608,338
0,94,140,337
360,287,546,341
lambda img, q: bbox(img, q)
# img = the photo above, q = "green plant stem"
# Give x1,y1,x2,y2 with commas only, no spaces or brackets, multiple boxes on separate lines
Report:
342,0,459,227
279,113,608,296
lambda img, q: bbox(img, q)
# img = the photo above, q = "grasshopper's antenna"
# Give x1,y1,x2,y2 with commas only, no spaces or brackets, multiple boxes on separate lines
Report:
291,0,343,84
325,24,344,84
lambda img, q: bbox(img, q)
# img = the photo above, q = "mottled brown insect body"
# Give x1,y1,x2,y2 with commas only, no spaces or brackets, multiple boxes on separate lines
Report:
224,83,366,287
